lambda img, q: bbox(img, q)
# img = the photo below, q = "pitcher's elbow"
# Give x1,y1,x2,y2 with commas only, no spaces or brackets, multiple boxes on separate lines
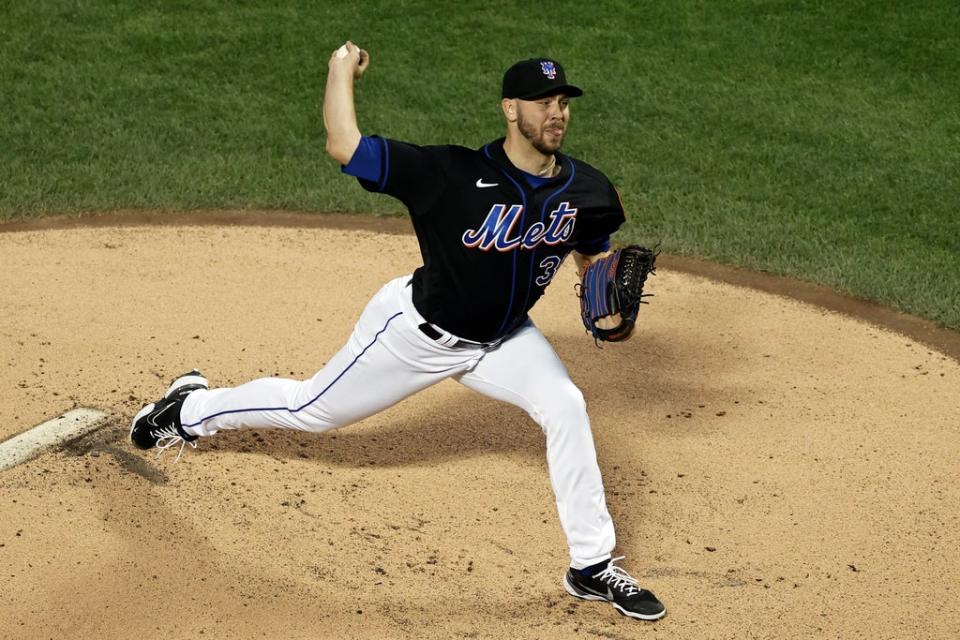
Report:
325,135,359,166
325,138,343,164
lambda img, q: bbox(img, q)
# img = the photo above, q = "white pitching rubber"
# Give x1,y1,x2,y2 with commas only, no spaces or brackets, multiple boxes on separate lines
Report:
0,408,110,471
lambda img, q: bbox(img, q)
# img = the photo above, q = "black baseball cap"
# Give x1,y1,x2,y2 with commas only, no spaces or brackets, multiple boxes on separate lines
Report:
501,58,583,100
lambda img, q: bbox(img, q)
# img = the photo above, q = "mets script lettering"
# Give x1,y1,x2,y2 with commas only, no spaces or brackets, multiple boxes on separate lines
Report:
462,202,578,252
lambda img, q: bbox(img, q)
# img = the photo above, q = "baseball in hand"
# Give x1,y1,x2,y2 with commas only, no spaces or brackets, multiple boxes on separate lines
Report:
336,44,349,59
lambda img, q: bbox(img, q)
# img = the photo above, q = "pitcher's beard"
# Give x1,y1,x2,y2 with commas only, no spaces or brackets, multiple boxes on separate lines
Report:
518,112,564,155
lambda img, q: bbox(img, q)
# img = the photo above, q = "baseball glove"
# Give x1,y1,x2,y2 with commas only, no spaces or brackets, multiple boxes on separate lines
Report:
578,245,658,343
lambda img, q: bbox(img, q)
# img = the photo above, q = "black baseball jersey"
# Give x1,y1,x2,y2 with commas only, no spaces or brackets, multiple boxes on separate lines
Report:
355,136,626,342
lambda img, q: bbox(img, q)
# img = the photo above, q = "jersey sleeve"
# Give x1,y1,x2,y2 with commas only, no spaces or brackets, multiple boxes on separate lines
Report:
573,179,626,252
573,235,612,256
351,136,446,212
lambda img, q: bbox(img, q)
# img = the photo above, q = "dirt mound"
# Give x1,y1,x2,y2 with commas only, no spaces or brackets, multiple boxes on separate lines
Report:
1,216,957,639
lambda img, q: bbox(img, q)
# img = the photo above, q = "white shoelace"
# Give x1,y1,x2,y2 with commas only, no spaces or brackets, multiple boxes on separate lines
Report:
593,556,641,597
154,426,197,463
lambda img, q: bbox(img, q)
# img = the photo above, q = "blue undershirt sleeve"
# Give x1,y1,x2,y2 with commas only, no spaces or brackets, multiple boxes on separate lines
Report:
340,136,384,184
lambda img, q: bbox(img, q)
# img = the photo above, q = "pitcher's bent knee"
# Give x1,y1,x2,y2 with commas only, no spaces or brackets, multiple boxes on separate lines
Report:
532,381,589,431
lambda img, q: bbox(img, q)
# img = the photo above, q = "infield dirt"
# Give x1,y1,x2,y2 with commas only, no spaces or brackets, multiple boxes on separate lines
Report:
1,213,958,639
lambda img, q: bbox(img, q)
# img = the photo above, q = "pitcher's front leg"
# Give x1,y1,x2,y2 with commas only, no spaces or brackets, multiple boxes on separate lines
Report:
456,322,616,568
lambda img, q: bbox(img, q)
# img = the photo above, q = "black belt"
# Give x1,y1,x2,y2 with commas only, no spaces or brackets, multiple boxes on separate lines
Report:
418,323,500,350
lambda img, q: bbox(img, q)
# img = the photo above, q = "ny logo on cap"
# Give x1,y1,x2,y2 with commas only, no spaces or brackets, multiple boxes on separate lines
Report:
540,61,557,79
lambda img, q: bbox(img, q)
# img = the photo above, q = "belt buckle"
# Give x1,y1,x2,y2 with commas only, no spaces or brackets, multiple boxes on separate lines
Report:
479,337,503,352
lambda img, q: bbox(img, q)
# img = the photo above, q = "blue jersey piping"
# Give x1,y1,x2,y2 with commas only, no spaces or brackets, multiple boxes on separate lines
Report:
520,161,577,314
377,136,390,192
484,144,528,338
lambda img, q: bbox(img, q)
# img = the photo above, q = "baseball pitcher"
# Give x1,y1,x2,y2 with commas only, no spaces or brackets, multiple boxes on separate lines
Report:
131,42,664,621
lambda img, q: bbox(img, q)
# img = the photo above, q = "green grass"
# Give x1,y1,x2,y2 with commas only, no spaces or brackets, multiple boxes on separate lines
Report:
2,1,958,329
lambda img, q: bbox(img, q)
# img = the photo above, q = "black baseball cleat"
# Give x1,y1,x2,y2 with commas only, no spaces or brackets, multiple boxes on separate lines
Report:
563,556,666,621
130,370,208,459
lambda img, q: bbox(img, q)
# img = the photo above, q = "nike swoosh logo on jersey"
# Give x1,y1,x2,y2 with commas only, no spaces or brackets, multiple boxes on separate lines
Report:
475,179,499,188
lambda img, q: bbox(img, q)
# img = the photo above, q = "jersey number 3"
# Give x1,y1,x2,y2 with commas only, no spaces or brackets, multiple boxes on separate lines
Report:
535,256,563,286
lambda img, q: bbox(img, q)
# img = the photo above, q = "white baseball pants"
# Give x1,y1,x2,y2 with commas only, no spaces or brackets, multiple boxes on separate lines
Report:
180,275,615,568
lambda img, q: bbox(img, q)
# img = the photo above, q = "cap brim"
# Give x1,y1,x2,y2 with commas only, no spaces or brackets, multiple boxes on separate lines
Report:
517,84,584,100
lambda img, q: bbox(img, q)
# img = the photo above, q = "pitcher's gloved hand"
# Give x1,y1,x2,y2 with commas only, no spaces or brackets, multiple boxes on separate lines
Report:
578,245,657,343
